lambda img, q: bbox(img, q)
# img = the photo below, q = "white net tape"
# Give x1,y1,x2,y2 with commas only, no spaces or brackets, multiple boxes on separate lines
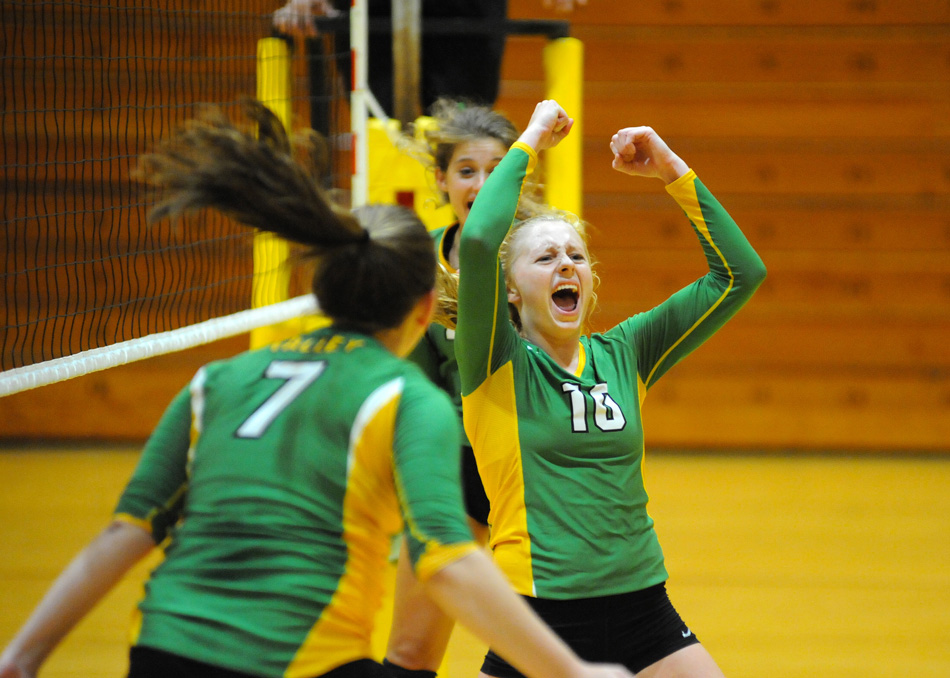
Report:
0,295,319,397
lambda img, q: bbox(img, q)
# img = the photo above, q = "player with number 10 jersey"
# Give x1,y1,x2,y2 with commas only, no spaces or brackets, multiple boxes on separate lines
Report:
457,138,766,602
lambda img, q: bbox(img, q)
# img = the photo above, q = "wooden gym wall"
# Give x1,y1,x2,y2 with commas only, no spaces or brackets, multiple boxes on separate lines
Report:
502,0,950,451
2,0,948,451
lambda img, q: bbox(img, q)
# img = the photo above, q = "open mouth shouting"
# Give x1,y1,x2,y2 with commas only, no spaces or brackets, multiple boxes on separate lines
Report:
552,282,580,315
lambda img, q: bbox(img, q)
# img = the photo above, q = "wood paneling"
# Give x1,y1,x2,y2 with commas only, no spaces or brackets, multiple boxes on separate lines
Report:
498,0,950,451
3,450,948,677
509,0,950,27
3,2,949,450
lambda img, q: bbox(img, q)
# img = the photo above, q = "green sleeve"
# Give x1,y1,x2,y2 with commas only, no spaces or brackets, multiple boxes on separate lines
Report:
608,170,767,388
392,376,473,576
408,221,452,387
114,383,192,542
456,142,536,396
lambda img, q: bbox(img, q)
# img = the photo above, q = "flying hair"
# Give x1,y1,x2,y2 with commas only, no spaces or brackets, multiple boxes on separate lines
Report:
134,99,437,332
135,99,366,252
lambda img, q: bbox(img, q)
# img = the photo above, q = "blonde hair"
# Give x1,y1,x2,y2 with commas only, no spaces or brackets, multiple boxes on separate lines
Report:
432,263,459,330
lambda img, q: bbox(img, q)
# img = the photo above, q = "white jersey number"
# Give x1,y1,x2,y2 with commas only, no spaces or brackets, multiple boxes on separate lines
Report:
236,361,327,439
561,382,626,433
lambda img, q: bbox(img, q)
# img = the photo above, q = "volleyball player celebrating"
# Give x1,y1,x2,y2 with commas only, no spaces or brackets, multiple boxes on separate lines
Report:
406,99,531,538
0,101,632,678
385,99,540,678
455,100,767,677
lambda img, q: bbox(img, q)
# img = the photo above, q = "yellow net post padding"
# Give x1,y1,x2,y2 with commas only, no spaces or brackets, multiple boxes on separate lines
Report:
366,37,584,227
252,38,326,349
543,37,584,217
367,117,454,231
252,37,292,349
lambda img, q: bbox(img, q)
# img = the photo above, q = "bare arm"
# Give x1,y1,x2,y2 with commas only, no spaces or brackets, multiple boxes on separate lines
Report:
0,520,155,678
424,550,635,678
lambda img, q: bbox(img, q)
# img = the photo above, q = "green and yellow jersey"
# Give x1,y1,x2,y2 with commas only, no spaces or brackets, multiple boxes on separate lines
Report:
407,222,468,447
457,142,766,599
115,327,476,678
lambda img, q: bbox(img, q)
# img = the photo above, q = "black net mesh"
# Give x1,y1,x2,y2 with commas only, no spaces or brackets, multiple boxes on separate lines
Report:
1,1,352,372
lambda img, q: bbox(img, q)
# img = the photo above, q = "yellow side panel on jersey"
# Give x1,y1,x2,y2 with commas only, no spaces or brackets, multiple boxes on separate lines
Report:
286,381,404,678
462,361,535,596
395,459,479,582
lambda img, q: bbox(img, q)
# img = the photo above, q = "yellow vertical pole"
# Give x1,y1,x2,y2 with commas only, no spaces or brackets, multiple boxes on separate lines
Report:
543,37,583,217
366,116,453,231
251,38,293,349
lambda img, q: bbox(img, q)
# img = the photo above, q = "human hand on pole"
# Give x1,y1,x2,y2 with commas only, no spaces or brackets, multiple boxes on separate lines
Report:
272,0,339,38
543,0,589,11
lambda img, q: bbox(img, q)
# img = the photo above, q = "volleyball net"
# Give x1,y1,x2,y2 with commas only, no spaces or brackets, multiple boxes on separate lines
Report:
1,1,347,396
1,1,581,398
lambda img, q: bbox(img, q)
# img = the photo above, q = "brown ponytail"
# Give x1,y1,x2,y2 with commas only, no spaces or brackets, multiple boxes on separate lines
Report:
135,99,435,332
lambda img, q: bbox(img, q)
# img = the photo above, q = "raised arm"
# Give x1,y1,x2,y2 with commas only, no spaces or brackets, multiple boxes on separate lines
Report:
456,101,573,395
607,126,767,387
609,125,688,184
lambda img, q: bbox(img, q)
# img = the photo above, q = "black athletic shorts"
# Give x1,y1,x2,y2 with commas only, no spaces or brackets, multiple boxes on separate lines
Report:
128,646,388,678
480,583,700,677
461,444,490,526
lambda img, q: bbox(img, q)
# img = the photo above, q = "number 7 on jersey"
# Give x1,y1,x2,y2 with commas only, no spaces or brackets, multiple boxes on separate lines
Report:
236,361,327,439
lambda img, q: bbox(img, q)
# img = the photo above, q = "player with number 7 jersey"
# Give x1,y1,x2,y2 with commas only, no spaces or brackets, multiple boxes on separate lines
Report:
1,99,638,678
114,327,471,678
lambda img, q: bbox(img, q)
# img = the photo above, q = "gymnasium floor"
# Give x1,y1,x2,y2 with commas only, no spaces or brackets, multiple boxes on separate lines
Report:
1,447,948,678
